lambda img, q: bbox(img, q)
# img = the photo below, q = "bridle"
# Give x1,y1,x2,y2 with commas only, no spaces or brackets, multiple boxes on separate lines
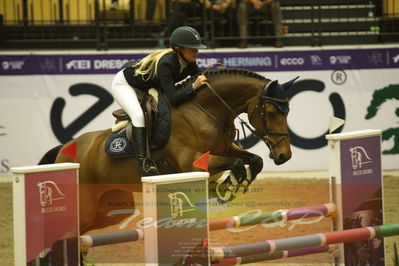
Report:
249,84,291,150
195,79,290,151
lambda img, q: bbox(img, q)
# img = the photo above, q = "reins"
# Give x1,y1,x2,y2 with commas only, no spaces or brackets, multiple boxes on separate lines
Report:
200,63,267,146
196,77,289,150
195,64,290,150
205,80,258,141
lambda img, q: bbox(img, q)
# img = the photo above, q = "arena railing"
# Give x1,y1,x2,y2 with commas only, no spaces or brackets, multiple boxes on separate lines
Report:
0,0,397,50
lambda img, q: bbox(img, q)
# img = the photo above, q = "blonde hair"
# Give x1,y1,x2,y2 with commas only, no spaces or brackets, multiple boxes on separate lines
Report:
134,48,174,80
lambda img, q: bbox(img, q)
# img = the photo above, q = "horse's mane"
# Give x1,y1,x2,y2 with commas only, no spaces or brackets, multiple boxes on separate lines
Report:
206,68,267,80
179,68,267,88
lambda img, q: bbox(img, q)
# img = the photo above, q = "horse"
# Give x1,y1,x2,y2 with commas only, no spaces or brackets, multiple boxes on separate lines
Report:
39,68,296,234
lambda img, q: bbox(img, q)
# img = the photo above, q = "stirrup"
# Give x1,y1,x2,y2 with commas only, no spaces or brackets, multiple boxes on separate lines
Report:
141,157,158,176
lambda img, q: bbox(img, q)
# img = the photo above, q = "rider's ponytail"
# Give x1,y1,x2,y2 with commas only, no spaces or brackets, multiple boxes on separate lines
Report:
134,49,174,80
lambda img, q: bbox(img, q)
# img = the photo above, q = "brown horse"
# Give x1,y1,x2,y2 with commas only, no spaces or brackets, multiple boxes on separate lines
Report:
40,68,296,234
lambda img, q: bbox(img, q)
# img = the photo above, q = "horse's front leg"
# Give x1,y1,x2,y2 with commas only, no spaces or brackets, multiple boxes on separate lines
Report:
226,143,264,184
190,152,250,201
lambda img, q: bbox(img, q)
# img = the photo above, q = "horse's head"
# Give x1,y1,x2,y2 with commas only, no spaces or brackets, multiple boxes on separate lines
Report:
248,77,298,165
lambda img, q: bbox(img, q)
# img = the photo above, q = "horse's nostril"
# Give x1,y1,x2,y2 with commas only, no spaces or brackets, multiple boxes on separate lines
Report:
278,153,287,162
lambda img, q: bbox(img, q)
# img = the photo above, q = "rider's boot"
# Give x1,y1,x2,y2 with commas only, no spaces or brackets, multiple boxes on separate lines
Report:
132,126,158,176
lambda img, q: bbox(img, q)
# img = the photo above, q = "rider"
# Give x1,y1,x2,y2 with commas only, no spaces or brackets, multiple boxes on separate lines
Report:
111,26,208,176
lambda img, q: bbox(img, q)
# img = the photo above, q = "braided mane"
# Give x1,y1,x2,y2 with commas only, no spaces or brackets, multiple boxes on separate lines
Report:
180,68,267,88
206,68,266,81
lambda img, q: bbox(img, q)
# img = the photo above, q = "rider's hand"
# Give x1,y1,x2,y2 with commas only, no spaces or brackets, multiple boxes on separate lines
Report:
192,75,207,90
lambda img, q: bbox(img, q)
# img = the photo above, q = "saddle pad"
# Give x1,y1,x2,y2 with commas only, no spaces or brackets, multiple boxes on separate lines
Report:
104,130,134,158
151,95,171,149
105,95,171,159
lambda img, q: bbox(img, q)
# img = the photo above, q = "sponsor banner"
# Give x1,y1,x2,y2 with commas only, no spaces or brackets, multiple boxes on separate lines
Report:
19,168,79,264
0,47,398,174
143,179,209,264
340,135,382,219
330,133,385,265
1,48,399,75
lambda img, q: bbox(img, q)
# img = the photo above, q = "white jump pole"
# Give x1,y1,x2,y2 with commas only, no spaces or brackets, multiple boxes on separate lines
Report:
12,163,80,266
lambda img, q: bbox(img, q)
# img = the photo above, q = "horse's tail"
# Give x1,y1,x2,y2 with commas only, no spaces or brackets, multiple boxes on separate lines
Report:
38,145,63,165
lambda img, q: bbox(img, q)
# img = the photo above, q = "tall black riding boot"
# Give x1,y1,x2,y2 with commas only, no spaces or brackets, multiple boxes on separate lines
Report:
132,126,158,176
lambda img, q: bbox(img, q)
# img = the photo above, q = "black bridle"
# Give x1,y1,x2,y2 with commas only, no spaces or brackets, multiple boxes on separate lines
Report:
249,86,291,150
196,80,290,151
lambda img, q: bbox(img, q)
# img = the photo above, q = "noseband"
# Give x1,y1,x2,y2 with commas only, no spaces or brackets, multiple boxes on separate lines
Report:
199,80,290,151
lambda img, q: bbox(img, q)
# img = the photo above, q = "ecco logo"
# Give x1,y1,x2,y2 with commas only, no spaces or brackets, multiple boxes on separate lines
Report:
280,57,305,65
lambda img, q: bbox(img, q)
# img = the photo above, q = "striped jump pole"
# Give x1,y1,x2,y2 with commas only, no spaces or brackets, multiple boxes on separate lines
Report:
213,245,338,265
209,203,337,231
80,229,144,248
79,202,337,248
210,223,399,261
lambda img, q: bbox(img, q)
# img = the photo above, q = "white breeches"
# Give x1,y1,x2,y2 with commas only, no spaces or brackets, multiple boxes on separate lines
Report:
111,70,145,127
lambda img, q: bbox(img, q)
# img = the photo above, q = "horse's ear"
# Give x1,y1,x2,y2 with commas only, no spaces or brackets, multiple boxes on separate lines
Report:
264,80,278,96
282,76,299,91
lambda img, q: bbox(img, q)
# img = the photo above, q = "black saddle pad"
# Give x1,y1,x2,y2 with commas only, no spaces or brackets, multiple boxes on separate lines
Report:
150,95,171,149
104,130,134,158
105,95,171,158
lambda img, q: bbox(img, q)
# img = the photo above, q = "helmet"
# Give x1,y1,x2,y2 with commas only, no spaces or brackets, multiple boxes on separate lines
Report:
169,26,207,49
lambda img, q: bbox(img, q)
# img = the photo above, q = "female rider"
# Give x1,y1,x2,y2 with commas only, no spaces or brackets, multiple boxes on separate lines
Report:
111,26,208,176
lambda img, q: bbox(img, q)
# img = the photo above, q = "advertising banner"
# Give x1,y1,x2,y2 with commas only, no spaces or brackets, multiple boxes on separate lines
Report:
327,130,384,265
12,163,79,265
1,46,398,174
142,172,210,265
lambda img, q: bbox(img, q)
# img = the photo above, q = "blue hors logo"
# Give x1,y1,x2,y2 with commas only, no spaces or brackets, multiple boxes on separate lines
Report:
310,55,323,66
169,192,196,218
37,181,67,214
350,146,374,176
110,137,127,152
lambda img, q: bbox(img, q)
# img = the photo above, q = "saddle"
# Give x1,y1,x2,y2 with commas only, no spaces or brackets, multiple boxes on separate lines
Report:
105,89,171,158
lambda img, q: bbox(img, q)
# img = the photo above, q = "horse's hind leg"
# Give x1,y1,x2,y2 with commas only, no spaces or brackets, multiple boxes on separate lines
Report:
79,184,101,234
90,189,136,231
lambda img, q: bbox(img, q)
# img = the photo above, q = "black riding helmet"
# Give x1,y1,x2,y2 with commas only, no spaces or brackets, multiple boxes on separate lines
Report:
170,26,207,49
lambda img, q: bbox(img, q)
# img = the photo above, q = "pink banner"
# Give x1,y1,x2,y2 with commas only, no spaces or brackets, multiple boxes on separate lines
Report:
24,169,78,263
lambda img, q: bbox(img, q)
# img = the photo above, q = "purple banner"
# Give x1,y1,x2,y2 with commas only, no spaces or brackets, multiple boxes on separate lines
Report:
340,135,384,265
340,135,382,218
1,47,399,75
